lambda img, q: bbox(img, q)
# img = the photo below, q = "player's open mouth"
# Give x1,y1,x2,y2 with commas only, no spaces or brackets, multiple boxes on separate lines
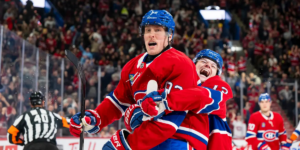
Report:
148,42,157,46
200,68,210,77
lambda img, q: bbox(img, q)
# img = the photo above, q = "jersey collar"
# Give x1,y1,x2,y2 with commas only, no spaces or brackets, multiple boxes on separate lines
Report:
137,47,172,68
259,110,274,120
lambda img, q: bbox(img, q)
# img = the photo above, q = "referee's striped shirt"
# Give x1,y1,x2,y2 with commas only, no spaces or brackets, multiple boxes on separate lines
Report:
7,107,69,145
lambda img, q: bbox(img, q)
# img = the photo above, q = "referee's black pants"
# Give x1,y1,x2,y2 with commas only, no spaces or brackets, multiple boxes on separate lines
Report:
23,142,58,150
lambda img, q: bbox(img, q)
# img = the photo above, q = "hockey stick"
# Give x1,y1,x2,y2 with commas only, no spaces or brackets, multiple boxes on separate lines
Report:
146,80,158,95
65,50,86,150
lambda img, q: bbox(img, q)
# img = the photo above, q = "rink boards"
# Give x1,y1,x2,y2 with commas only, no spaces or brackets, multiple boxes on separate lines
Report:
1,138,300,150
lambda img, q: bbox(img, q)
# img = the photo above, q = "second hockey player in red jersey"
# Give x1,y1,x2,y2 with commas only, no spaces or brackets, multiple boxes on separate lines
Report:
133,49,233,150
245,93,288,150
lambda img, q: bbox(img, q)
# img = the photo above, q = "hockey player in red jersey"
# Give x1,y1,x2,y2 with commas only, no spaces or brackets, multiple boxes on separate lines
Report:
245,93,288,150
69,10,205,150
134,49,233,150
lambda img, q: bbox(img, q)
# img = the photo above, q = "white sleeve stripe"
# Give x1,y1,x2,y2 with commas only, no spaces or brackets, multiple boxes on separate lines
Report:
210,129,232,137
245,135,256,140
156,119,178,130
113,93,131,107
13,115,23,126
53,113,62,119
279,131,286,135
107,96,125,115
247,131,257,135
178,126,208,141
134,91,146,98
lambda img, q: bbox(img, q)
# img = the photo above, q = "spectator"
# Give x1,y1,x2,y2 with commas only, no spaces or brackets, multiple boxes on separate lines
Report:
44,16,56,29
231,113,247,139
79,45,93,64
237,56,247,75
268,54,277,67
227,56,236,76
247,87,258,113
279,86,292,109
248,72,261,86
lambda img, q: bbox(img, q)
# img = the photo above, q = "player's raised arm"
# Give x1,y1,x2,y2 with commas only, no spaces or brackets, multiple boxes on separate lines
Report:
161,86,224,114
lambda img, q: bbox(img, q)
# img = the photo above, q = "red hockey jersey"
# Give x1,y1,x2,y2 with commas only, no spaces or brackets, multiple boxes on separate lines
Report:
202,76,233,150
245,111,287,150
165,75,233,150
94,48,207,150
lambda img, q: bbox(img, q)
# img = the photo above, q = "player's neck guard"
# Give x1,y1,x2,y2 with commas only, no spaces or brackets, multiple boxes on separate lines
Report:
145,45,171,63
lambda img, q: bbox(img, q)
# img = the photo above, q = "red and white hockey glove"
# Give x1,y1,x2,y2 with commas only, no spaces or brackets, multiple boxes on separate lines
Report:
102,129,132,150
258,141,271,150
137,90,170,121
124,104,143,132
70,109,101,137
137,91,162,117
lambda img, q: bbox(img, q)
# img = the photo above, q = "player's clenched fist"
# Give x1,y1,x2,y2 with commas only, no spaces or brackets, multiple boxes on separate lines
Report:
138,90,170,120
69,109,101,137
137,91,162,117
124,104,143,132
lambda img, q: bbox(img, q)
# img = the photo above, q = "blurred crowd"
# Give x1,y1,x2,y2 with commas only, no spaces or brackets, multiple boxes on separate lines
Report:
226,0,300,139
0,0,299,139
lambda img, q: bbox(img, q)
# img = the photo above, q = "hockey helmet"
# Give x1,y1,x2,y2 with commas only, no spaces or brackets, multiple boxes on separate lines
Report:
259,93,271,102
193,49,223,75
140,10,175,39
30,91,45,106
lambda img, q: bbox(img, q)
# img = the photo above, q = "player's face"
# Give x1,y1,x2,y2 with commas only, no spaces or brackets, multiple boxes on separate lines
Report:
144,25,171,55
259,100,271,112
196,58,218,83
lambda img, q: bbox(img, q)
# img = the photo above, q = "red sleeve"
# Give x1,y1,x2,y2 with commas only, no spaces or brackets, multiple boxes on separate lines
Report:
166,86,223,114
278,114,287,143
202,76,233,118
127,53,198,150
245,114,262,150
95,63,135,129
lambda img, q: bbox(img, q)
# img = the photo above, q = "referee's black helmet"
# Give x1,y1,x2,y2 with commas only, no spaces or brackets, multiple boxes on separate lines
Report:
29,91,45,106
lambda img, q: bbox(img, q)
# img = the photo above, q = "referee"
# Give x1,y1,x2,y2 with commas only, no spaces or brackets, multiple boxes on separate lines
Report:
7,91,70,150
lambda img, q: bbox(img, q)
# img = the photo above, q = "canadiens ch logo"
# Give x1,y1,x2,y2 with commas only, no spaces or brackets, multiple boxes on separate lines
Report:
263,130,276,141
262,122,266,128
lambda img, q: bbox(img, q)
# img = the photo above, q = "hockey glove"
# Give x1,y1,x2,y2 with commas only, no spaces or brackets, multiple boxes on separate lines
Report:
124,104,143,132
137,91,162,117
281,141,292,150
70,109,101,137
102,129,132,150
138,90,171,121
258,141,271,150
